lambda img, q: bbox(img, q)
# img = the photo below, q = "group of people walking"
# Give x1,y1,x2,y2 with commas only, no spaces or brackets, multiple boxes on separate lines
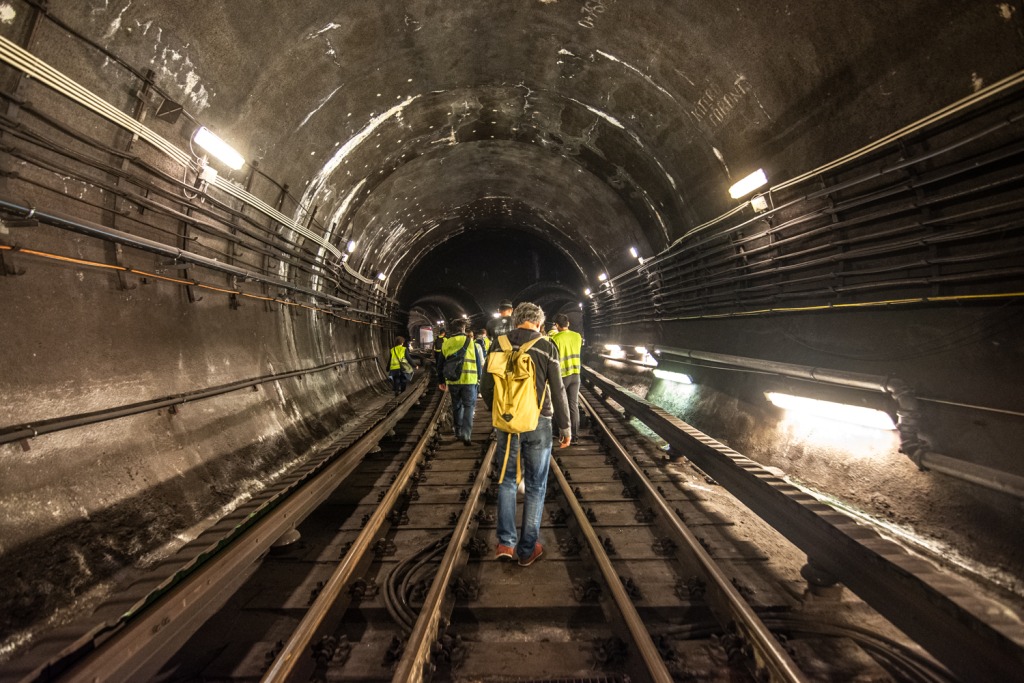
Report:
385,300,583,568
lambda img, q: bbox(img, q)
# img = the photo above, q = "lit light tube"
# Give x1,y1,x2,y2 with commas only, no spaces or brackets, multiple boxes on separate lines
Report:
598,272,608,282
728,168,767,199
584,288,591,296
765,392,896,430
629,246,639,258
193,126,245,170
653,369,692,384
347,240,357,253
377,272,386,281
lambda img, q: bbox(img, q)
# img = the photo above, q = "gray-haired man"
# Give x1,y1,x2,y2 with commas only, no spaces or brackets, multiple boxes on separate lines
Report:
481,302,571,567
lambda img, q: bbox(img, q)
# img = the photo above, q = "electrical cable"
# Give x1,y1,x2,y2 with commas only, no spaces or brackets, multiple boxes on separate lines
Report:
0,242,379,326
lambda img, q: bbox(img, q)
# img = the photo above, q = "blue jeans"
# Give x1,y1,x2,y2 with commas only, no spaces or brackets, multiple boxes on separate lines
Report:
449,384,478,442
496,416,553,560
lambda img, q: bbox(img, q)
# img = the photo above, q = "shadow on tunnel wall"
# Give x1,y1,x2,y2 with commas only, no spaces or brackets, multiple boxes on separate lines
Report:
0,381,390,650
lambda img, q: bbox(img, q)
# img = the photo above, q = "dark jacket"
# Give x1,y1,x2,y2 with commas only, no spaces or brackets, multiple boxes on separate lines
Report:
486,315,514,339
480,327,571,439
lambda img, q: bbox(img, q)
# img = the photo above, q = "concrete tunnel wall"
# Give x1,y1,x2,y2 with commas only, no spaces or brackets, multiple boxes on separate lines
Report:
1,0,1023,649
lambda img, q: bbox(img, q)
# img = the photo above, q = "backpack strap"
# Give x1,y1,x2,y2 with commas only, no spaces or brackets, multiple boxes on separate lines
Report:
497,335,512,352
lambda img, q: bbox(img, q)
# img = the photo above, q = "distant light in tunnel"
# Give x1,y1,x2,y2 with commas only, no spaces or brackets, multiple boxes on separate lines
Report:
629,246,639,258
377,272,386,281
579,302,584,309
634,346,647,355
653,369,692,384
598,273,608,282
193,126,245,170
765,392,897,430
584,288,591,296
728,168,768,199
347,240,357,253
492,312,500,318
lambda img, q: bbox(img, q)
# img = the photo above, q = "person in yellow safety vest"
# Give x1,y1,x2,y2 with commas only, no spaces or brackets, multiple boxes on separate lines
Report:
475,327,491,355
551,313,583,442
437,319,485,446
388,335,412,396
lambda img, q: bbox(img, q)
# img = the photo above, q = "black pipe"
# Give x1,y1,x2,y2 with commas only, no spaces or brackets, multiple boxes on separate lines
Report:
0,356,376,446
0,197,352,307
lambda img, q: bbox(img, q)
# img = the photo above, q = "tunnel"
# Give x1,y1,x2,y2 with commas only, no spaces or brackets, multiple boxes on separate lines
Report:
1,0,1024,676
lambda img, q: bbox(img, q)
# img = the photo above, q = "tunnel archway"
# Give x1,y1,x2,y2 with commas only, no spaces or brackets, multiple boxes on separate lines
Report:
1,0,1023,665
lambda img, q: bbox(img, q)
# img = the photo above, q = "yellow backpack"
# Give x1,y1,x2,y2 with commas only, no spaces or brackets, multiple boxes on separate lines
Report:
487,335,547,484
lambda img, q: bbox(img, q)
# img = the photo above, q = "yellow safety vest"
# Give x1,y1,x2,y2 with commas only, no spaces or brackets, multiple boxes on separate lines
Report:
441,335,479,384
389,345,407,370
478,336,491,354
552,329,582,377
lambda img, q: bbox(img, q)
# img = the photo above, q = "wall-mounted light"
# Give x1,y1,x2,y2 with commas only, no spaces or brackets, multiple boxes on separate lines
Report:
436,320,444,325
629,246,639,258
346,240,357,253
597,272,608,282
765,392,896,430
193,126,245,170
376,272,386,281
492,312,500,318
578,302,584,309
634,346,647,355
584,287,592,296
728,168,767,199
653,369,692,384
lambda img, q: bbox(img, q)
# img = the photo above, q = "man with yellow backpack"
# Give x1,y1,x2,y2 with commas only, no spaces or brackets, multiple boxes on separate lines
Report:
480,302,571,567
550,313,583,442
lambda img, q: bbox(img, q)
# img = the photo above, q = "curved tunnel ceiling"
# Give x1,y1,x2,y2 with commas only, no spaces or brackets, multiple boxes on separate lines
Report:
52,0,1020,319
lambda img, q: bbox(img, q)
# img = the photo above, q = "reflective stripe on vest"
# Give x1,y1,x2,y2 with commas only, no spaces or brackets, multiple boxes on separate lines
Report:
552,330,582,376
442,335,479,384
389,345,406,370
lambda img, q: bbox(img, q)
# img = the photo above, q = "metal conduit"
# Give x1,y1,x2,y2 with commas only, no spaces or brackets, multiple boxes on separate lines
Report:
0,34,343,261
0,198,351,307
654,345,1024,499
0,356,375,446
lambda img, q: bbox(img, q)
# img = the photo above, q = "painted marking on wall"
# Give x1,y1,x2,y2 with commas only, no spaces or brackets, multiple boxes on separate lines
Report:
687,76,755,130
0,3,16,24
578,0,613,29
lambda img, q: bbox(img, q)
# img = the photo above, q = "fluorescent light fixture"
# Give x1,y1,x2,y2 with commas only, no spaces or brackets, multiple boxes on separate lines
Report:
604,344,621,353
346,240,357,253
629,246,639,258
193,126,245,170
376,272,386,281
578,302,583,309
598,272,608,282
634,346,647,355
653,369,692,384
584,288,591,296
728,168,767,199
462,314,468,319
765,392,896,430
492,312,500,318
437,320,444,325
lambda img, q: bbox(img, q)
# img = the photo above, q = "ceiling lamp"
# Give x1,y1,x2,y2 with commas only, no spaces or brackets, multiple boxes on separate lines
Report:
193,126,245,170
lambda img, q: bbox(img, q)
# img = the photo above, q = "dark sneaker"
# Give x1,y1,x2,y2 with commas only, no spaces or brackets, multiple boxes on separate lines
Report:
518,543,544,567
463,439,474,447
495,544,515,560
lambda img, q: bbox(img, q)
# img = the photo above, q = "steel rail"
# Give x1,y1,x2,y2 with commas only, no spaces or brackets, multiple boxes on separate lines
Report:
391,437,500,682
548,453,675,682
580,393,809,683
261,390,449,682
45,380,429,683
582,367,1024,682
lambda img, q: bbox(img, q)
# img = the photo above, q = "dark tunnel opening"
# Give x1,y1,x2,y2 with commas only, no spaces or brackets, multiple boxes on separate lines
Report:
398,226,586,336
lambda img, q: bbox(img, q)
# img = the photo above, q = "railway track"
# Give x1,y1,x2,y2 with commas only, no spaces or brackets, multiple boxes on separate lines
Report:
6,368,1024,682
